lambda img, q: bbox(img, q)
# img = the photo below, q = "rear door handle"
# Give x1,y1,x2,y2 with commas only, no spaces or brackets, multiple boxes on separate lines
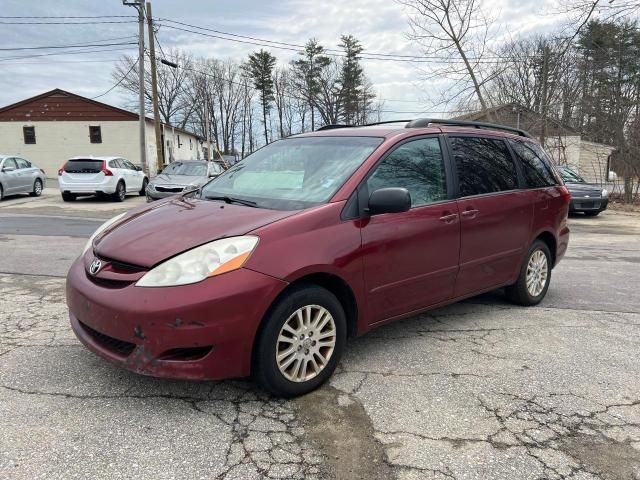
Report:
461,209,479,218
439,213,458,223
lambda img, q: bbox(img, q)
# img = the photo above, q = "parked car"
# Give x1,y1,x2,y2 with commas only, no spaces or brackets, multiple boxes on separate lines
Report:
66,119,570,397
146,160,224,201
0,155,46,200
58,156,147,202
557,166,608,216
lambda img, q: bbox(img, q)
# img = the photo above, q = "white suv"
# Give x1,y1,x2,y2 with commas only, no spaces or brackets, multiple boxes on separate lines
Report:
58,156,148,202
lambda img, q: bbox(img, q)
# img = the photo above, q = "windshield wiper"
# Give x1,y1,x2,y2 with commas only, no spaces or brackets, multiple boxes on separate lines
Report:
204,195,258,208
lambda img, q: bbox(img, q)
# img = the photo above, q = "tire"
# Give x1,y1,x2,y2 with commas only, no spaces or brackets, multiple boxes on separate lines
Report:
253,284,347,398
139,178,148,196
0,184,3,201
61,192,76,202
30,179,43,197
506,240,552,306
584,210,600,217
112,181,126,202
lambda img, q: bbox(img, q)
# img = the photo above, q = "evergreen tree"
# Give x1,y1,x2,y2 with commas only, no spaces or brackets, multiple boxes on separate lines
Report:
247,49,276,144
291,39,331,130
338,35,365,125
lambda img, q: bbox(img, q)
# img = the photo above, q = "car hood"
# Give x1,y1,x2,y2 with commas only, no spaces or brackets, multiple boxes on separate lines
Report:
94,197,298,268
565,182,603,197
151,174,208,186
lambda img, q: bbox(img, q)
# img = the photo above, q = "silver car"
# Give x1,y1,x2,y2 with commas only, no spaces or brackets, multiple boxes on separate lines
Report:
146,160,224,201
0,155,46,200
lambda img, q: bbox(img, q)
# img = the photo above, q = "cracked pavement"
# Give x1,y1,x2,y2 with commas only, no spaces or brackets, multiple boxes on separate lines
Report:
1,210,639,479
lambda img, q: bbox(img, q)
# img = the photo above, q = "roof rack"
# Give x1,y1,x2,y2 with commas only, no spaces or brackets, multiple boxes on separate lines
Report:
405,118,532,138
316,124,352,131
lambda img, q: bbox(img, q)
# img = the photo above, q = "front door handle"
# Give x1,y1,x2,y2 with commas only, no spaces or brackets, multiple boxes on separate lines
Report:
439,213,458,223
461,209,479,219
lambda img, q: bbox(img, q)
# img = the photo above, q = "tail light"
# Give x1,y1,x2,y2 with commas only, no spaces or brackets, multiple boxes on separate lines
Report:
101,161,113,176
57,163,66,176
560,185,571,204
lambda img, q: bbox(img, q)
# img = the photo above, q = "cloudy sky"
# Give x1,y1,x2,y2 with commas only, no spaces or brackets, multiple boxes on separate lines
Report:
1,0,567,119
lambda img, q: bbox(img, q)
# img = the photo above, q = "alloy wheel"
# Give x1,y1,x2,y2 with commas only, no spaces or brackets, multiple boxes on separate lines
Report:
526,250,548,297
276,305,336,383
34,180,42,195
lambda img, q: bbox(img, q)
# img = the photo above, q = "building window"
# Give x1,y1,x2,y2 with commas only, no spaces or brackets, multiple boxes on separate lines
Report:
189,138,192,150
89,126,102,144
23,126,36,144
177,134,181,147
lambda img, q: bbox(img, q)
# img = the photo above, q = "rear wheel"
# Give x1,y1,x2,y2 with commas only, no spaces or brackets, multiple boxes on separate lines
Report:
253,285,346,398
0,184,4,201
30,179,43,197
61,192,76,202
112,181,126,202
584,210,600,217
505,240,551,306
139,178,148,196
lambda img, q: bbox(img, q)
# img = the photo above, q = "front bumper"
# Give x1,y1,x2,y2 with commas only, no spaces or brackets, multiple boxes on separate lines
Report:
569,197,608,213
146,186,186,200
66,256,287,380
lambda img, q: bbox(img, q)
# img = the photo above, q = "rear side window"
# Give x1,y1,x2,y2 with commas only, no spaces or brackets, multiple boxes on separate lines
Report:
366,137,447,207
64,159,103,173
449,136,517,196
510,140,558,188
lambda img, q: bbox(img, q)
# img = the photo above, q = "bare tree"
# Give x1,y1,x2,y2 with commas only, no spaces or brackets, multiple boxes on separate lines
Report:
398,0,495,116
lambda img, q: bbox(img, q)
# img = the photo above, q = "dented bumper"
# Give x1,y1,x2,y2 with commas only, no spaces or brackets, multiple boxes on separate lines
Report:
66,256,287,380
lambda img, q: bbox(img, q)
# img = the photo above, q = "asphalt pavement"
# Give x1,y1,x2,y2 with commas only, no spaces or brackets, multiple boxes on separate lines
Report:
1,208,639,479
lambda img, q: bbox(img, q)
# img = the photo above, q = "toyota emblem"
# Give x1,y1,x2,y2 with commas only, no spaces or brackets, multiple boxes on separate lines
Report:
89,259,102,276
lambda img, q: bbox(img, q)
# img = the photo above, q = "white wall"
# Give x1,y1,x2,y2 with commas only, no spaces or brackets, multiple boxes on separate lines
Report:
544,135,581,166
578,140,615,184
0,120,202,178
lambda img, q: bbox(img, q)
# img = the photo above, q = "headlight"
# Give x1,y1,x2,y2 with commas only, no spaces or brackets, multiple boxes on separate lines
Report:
147,183,156,191
602,189,608,198
136,236,259,287
83,212,126,255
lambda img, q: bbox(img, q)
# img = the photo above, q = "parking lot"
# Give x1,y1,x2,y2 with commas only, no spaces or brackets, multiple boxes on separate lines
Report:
1,194,639,480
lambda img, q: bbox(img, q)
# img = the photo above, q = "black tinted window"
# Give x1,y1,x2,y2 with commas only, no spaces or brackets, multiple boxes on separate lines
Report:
64,159,103,173
450,137,517,196
511,141,557,188
367,137,447,207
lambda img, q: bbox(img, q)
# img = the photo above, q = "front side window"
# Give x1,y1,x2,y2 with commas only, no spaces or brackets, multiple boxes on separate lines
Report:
450,136,517,196
511,140,557,188
366,137,447,207
2,158,18,170
201,136,384,210
23,126,36,144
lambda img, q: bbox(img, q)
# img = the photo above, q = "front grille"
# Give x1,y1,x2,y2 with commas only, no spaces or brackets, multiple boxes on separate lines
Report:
156,186,184,193
576,201,600,209
80,321,136,356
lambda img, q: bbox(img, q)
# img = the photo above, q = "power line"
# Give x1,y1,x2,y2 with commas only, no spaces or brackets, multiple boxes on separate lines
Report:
92,57,140,99
0,45,137,62
0,20,138,25
0,15,136,19
0,40,139,52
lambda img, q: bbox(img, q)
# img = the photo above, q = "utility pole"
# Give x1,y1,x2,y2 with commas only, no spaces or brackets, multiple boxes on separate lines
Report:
123,0,147,175
539,44,550,147
146,1,163,172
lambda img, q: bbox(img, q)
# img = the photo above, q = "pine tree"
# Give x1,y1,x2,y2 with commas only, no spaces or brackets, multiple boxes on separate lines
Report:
338,35,365,125
247,49,276,144
291,39,331,130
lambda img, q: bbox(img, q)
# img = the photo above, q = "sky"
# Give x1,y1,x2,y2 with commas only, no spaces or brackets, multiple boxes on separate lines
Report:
0,0,569,120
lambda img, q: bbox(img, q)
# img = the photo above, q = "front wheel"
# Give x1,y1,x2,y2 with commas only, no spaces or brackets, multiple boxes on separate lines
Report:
505,240,551,306
30,179,43,197
584,210,600,217
139,178,148,196
253,285,347,398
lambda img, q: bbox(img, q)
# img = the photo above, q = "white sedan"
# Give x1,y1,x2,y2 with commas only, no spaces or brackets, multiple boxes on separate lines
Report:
58,156,148,202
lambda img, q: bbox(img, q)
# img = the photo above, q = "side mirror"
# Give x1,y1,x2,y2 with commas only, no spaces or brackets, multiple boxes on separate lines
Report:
367,188,411,215
2,166,15,173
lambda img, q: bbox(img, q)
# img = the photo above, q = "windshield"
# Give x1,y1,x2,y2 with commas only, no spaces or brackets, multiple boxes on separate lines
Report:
559,166,585,183
200,136,383,210
162,162,207,176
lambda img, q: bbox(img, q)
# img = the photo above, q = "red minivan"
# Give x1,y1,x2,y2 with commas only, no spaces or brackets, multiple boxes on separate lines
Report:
67,119,570,397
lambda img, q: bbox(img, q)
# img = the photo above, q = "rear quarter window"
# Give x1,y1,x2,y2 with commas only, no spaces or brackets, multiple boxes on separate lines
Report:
510,140,558,188
64,159,103,173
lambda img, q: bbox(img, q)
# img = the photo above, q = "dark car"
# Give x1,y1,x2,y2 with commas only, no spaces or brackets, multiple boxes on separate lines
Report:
557,166,608,216
67,119,570,397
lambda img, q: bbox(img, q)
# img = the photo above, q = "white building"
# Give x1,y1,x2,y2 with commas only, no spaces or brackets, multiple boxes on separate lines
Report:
0,89,203,177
